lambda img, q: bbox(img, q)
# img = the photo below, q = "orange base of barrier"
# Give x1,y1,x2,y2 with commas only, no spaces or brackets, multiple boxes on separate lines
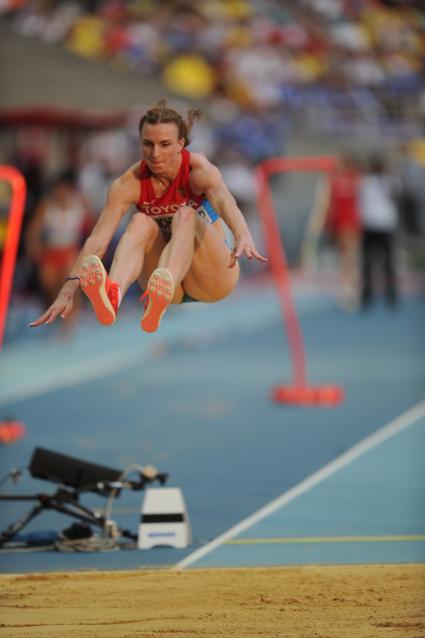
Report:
272,385,344,406
0,419,26,444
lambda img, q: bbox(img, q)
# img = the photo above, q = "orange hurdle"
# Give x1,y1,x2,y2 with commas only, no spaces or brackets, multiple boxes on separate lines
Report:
0,166,26,350
254,156,344,406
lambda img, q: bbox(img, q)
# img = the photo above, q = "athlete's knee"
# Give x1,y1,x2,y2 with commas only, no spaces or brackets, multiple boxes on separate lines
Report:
172,206,196,233
126,213,157,243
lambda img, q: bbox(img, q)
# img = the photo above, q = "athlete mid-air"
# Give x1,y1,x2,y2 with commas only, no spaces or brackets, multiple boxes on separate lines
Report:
30,101,266,333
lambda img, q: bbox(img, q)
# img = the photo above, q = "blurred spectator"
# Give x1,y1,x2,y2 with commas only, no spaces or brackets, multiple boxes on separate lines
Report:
25,169,92,326
395,141,425,237
163,54,216,99
325,152,362,310
77,156,110,216
358,154,399,308
3,0,424,138
12,127,46,223
65,12,106,60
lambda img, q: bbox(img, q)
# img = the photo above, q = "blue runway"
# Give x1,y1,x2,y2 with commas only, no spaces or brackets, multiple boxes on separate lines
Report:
178,402,425,568
0,277,424,573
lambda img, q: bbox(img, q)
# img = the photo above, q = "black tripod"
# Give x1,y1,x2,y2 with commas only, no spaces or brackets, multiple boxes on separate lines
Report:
0,484,134,544
0,447,168,547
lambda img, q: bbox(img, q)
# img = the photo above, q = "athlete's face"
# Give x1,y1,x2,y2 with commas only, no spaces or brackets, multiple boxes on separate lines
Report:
141,122,185,172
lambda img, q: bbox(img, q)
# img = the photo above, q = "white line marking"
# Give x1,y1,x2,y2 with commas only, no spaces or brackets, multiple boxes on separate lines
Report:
173,398,425,570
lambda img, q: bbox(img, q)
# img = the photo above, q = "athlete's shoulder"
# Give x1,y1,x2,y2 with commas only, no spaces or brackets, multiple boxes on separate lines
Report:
189,151,215,172
189,152,223,193
189,151,221,181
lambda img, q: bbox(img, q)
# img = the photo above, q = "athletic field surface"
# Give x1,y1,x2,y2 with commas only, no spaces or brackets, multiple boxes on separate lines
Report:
0,275,424,636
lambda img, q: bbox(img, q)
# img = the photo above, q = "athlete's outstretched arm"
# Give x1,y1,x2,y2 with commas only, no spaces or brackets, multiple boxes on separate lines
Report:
190,157,267,268
30,169,139,327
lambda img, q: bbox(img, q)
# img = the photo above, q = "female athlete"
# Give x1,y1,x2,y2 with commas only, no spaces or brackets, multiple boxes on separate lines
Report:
30,101,267,333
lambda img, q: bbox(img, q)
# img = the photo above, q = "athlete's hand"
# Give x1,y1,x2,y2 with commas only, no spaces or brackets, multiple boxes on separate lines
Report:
29,281,79,327
229,233,268,268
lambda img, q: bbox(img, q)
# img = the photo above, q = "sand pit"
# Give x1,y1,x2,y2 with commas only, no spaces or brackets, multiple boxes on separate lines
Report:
1,563,424,637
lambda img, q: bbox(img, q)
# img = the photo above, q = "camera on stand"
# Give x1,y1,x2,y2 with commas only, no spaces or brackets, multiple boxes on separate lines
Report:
0,447,168,550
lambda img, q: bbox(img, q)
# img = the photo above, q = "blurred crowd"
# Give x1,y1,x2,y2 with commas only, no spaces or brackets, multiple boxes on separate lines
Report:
1,0,425,138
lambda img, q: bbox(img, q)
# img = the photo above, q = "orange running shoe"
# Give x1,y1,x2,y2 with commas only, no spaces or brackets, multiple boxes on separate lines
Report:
140,268,174,333
79,255,119,325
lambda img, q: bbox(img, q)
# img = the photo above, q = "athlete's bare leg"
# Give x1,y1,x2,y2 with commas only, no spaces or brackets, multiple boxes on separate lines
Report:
109,211,190,304
158,206,196,284
138,206,239,304
138,206,196,304
109,213,164,297
182,216,239,302
337,229,360,309
79,214,176,327
84,206,238,313
139,206,238,332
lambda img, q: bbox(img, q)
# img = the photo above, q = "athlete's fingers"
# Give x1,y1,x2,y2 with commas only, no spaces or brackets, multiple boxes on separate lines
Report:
60,302,74,320
234,245,246,260
229,242,267,266
244,244,267,262
50,303,69,323
29,311,53,327
30,305,61,327
242,245,267,262
253,250,268,262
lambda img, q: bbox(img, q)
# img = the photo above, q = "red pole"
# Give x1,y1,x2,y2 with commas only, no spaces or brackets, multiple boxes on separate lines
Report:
254,156,344,406
0,166,27,350
254,164,307,387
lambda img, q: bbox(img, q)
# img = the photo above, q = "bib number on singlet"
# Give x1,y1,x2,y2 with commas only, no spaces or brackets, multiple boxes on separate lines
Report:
197,199,219,224
153,200,219,236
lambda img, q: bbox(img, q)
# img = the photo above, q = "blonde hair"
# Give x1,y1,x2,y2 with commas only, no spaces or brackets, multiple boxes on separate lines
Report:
138,99,202,147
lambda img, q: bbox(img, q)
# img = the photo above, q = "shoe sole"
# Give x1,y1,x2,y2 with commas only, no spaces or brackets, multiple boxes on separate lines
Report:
80,255,116,325
141,268,174,333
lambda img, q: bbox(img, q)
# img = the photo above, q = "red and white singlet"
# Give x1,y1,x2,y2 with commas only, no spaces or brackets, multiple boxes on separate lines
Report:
136,148,219,236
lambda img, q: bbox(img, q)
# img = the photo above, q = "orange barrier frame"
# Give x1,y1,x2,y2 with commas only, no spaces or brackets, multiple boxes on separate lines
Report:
0,166,26,350
254,156,344,406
